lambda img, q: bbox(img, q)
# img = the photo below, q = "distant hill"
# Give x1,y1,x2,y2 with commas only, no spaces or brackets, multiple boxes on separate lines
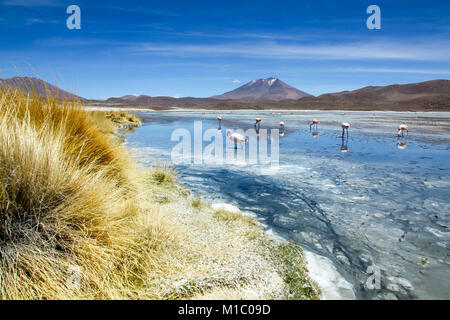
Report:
0,76,84,100
3,76,448,111
211,77,312,101
101,95,222,109
201,80,450,112
295,79,450,111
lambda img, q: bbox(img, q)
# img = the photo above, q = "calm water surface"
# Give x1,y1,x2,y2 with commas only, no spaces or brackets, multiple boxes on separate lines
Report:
125,110,450,299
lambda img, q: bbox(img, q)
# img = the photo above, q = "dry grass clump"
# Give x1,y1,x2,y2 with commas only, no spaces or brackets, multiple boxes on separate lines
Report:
86,111,141,136
150,164,175,185
104,112,141,127
0,89,172,299
191,199,202,208
213,209,257,226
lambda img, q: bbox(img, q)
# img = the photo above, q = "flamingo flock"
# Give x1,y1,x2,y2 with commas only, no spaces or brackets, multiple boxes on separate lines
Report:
215,115,409,150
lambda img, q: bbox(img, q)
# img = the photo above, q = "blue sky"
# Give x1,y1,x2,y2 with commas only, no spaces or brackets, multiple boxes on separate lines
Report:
0,0,449,99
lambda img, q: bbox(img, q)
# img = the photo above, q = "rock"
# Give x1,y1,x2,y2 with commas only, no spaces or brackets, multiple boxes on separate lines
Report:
211,203,242,215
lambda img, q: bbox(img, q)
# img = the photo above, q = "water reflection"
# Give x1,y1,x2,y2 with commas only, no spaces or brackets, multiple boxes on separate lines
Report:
397,137,407,149
340,136,349,152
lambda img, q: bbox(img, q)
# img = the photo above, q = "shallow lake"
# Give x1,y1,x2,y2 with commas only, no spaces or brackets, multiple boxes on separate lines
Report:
125,110,450,299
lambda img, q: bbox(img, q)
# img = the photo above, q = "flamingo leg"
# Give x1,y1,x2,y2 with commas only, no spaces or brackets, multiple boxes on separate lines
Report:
234,140,237,149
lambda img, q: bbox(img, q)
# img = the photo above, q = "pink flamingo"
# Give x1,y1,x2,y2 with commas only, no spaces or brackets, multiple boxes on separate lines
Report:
279,121,285,130
254,118,262,134
279,121,286,136
341,122,350,137
310,119,320,130
227,130,248,149
217,116,222,132
398,124,408,137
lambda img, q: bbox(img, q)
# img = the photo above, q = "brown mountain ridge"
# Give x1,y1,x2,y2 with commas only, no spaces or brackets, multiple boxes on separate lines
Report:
1,76,449,111
211,77,312,101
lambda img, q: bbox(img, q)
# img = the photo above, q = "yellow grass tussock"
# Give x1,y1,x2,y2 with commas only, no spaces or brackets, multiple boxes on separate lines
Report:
0,89,166,299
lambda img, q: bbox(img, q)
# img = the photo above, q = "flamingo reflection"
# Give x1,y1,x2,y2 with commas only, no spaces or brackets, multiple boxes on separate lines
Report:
340,136,349,152
397,137,407,149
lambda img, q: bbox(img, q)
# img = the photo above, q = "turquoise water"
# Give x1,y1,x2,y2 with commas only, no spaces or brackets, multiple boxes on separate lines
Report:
125,110,450,299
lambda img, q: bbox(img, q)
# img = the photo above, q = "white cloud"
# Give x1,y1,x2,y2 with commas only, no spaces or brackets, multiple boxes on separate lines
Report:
25,18,59,26
1,0,62,6
333,67,450,75
134,39,450,61
232,79,241,84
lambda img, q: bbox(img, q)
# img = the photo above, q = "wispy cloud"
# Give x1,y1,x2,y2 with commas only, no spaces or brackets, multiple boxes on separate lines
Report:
158,31,303,41
332,67,450,75
1,0,62,6
232,79,241,84
104,5,180,17
133,39,450,61
34,34,450,63
25,18,59,25
34,37,126,47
